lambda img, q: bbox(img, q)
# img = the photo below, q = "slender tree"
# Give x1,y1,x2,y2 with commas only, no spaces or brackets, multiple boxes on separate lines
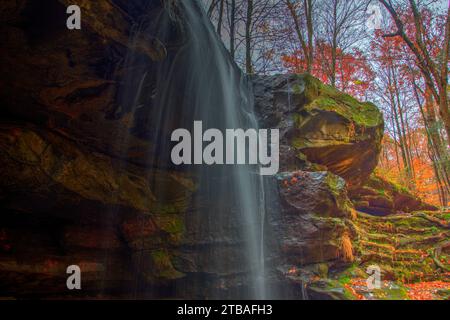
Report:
284,0,314,73
229,0,237,59
316,0,369,87
245,0,254,73
379,0,450,143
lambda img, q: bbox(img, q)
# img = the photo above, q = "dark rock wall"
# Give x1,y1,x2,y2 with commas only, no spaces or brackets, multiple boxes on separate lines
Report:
0,0,272,299
0,0,198,298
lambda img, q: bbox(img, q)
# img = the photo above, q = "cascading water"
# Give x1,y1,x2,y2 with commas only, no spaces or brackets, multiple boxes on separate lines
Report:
117,0,267,299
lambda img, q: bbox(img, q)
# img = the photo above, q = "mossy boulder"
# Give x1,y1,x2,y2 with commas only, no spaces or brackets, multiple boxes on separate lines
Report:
253,74,384,189
350,175,438,216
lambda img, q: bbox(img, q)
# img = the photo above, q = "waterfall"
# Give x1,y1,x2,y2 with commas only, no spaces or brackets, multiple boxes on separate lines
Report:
117,0,267,299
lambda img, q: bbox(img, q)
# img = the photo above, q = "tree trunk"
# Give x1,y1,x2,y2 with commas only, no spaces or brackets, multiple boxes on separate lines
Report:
379,0,450,144
208,0,218,18
390,114,402,171
230,0,236,59
437,4,450,142
330,1,338,88
388,67,412,182
412,73,450,190
245,0,254,74
305,0,314,73
217,0,224,37
392,69,415,182
286,0,309,72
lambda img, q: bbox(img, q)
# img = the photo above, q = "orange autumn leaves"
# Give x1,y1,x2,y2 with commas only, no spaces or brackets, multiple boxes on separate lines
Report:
405,281,450,300
344,279,450,300
378,131,446,207
281,172,303,188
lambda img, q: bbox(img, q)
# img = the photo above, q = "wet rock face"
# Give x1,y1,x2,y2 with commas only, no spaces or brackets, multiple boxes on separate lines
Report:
253,74,384,189
0,125,194,216
0,124,194,296
267,171,355,293
0,0,197,298
0,0,268,299
277,171,353,218
0,0,170,168
252,74,380,294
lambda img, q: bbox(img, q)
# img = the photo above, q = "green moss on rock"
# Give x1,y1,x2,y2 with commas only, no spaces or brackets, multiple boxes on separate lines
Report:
148,249,184,280
153,214,185,244
301,74,383,128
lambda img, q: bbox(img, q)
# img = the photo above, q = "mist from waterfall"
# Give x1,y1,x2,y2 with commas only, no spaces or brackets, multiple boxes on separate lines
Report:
117,0,267,299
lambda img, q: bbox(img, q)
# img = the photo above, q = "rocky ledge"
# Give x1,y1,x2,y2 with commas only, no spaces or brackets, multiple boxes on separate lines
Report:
350,174,438,216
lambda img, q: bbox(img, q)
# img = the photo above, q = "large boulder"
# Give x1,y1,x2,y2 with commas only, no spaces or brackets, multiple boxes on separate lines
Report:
267,170,356,293
253,74,384,189
252,74,384,296
268,170,357,299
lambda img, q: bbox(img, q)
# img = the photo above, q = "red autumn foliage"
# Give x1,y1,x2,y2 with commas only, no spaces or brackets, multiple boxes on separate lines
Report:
282,42,375,100
369,7,449,207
